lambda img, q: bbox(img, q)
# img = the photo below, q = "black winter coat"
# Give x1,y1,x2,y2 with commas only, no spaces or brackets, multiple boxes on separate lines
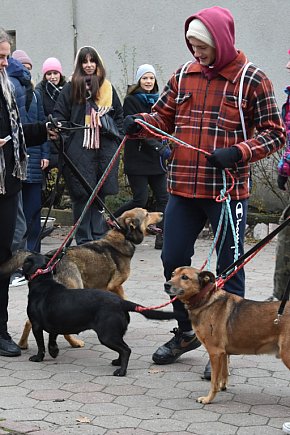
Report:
123,93,166,175
53,82,124,201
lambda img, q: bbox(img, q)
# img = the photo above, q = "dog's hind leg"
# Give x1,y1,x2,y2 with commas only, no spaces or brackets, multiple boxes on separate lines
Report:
97,331,131,376
220,354,229,391
29,324,45,362
197,352,224,404
64,334,85,348
48,334,59,359
18,319,32,349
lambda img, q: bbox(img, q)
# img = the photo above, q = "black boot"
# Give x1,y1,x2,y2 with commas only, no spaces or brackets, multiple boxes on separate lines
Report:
154,233,163,250
152,327,201,364
203,359,211,380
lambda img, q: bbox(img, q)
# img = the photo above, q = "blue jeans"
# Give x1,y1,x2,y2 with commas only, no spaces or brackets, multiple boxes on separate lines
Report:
22,183,42,252
11,191,27,253
161,194,248,331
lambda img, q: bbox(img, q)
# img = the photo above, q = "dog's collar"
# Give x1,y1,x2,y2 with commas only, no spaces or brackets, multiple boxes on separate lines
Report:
28,266,53,282
187,282,217,308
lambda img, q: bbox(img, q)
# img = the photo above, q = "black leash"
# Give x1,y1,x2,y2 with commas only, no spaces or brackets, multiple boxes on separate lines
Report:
47,116,122,233
274,276,290,324
218,216,290,280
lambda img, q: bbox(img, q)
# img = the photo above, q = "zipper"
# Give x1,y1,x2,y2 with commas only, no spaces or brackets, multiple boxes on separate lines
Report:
194,80,211,196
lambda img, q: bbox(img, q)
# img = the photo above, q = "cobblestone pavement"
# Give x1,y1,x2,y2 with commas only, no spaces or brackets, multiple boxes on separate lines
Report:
0,227,289,435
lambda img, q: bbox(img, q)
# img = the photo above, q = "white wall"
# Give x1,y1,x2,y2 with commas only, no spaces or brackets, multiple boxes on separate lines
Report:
2,0,290,105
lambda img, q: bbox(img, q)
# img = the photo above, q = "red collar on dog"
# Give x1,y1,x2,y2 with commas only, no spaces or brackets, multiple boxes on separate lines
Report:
187,282,218,308
29,266,53,282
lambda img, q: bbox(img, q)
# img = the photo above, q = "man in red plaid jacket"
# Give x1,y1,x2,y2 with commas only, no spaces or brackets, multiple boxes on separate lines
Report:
124,6,286,378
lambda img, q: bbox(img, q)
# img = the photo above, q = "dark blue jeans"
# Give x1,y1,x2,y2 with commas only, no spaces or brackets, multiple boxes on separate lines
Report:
161,194,248,331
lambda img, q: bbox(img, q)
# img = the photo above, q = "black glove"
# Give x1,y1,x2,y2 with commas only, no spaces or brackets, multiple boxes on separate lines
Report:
277,174,288,191
206,147,242,169
123,115,144,135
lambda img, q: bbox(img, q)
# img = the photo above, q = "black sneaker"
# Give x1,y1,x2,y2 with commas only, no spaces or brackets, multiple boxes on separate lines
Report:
0,332,21,357
152,327,201,364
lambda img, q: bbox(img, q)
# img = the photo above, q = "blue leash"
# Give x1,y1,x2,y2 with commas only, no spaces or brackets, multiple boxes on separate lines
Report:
206,171,239,272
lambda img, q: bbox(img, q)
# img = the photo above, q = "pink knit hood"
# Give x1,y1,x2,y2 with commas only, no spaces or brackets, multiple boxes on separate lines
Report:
184,6,238,78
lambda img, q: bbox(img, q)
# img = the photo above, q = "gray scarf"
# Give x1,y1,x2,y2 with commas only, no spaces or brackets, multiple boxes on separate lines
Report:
0,74,27,194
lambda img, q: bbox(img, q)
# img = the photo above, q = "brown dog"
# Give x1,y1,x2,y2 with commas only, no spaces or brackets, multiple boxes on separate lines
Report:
164,266,290,404
0,208,162,350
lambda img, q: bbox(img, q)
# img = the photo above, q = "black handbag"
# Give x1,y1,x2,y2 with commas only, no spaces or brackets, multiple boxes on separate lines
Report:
100,113,121,140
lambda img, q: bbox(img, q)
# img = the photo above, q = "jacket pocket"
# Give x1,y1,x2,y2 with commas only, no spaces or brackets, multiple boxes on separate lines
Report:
175,92,192,125
217,95,247,131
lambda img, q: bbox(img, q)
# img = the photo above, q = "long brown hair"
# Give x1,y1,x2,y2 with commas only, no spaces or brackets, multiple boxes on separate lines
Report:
71,46,106,104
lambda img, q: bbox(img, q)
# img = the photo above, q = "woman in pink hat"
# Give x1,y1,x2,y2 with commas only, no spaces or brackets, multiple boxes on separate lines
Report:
36,57,66,170
36,57,66,120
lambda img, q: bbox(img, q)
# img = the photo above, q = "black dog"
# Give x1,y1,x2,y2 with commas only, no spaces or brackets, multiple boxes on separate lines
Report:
23,254,176,376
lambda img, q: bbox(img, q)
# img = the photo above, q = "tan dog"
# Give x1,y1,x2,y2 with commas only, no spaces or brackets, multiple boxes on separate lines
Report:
164,266,290,404
0,208,162,350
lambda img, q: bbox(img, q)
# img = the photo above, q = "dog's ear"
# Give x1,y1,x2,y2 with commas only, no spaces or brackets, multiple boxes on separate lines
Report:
22,255,35,276
198,271,216,288
124,217,143,244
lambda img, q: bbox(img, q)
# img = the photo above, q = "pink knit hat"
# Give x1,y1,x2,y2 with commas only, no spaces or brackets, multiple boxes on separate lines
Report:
12,49,33,68
42,57,63,75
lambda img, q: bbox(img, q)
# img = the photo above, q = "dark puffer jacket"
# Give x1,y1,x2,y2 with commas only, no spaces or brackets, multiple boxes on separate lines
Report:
53,82,124,201
7,58,50,184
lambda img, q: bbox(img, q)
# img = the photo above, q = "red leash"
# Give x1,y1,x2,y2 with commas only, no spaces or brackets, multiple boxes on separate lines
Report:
135,296,178,312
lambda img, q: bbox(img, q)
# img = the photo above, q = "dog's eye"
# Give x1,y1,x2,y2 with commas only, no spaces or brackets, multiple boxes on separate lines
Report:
181,274,189,280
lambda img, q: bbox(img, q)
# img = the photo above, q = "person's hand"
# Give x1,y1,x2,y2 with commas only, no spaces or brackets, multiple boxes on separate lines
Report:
277,174,288,191
154,143,171,159
0,135,11,148
41,159,49,170
123,115,144,135
206,147,242,169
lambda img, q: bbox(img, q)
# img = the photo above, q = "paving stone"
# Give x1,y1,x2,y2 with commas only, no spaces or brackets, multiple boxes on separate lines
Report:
1,233,289,434
91,414,141,429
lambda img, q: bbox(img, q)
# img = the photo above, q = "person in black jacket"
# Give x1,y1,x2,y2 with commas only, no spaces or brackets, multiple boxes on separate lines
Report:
53,46,124,245
0,28,56,357
35,57,66,169
114,64,169,249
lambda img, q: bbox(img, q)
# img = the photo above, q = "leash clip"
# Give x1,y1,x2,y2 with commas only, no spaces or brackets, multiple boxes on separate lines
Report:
274,314,282,325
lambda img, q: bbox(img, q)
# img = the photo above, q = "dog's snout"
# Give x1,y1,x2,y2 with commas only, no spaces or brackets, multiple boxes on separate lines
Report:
164,282,171,292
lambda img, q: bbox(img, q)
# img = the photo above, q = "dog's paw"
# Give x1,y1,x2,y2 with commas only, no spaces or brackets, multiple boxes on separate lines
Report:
70,339,85,348
29,353,44,362
196,396,211,404
18,341,29,350
113,368,127,376
49,345,59,359
112,357,121,366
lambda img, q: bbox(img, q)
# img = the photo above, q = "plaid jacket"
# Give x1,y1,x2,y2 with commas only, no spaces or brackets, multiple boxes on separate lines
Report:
141,51,286,200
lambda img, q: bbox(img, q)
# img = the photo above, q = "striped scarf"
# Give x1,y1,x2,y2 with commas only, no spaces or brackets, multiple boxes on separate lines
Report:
82,79,113,149
0,74,27,194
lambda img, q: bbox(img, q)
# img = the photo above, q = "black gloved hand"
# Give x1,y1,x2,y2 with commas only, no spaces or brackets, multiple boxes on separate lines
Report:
123,115,144,135
206,147,242,169
277,174,288,191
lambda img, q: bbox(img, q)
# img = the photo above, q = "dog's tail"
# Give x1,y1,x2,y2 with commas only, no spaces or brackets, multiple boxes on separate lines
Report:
122,300,177,320
0,250,32,278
